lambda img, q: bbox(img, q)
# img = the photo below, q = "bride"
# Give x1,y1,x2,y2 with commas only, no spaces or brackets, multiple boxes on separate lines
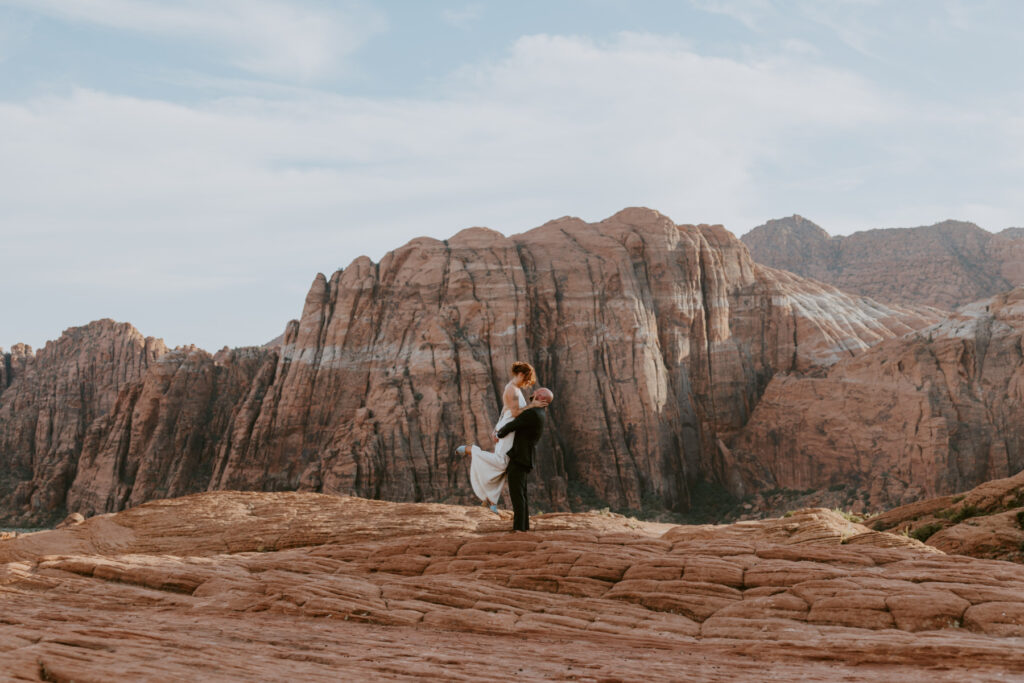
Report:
457,361,544,514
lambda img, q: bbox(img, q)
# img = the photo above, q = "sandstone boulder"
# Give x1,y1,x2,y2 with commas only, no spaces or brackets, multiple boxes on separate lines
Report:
55,512,85,529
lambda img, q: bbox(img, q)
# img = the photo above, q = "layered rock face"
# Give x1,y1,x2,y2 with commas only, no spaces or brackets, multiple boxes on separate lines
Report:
869,467,1024,563
64,345,278,518
3,491,1023,680
728,287,1024,510
0,209,937,525
0,321,167,523
206,208,935,518
742,216,1024,310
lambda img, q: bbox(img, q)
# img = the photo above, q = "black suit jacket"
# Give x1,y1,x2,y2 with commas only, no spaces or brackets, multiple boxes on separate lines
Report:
496,407,546,471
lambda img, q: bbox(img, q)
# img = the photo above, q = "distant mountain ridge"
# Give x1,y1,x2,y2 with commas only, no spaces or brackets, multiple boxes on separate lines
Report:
742,215,1024,310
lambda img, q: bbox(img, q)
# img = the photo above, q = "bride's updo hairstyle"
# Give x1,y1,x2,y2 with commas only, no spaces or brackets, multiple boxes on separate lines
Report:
511,361,537,387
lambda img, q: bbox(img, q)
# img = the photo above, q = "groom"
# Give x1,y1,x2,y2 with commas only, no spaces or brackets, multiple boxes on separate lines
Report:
495,387,553,532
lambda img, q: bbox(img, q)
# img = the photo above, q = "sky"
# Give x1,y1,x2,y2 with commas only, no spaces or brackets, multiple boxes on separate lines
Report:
2,0,1023,351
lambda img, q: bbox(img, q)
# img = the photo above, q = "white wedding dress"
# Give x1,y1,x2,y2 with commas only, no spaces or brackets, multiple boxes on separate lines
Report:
470,383,525,505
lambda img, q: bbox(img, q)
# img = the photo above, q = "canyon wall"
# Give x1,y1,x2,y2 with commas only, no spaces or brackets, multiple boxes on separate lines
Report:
204,208,935,520
0,209,937,525
742,216,1024,310
0,321,168,523
727,287,1024,510
65,345,278,518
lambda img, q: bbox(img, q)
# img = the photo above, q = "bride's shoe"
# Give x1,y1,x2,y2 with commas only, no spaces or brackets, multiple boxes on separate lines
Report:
455,444,469,456
488,504,500,516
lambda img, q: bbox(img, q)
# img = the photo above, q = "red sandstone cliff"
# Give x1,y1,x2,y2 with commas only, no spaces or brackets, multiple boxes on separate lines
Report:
0,321,169,523
0,343,33,395
65,345,278,517
742,216,1024,310
728,286,1024,510
0,209,937,525
202,208,936,520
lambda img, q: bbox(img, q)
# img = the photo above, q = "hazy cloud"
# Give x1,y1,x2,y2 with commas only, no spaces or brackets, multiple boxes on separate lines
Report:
2,27,1022,349
442,4,482,31
2,0,386,81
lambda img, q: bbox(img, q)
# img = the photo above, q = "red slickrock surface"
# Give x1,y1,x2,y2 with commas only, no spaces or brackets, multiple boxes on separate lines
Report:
728,287,1024,510
0,208,938,525
742,216,1024,310
870,467,1024,563
2,491,1023,681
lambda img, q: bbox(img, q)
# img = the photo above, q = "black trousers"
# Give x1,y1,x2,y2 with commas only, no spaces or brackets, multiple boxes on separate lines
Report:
507,462,530,531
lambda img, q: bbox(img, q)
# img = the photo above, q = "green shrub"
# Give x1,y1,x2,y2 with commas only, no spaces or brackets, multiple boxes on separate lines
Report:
910,523,944,542
937,504,980,524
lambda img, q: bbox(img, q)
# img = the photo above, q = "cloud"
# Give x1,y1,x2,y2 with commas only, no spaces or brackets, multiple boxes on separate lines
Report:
442,4,482,30
2,30,1019,350
687,0,776,31
0,34,890,238
3,0,386,81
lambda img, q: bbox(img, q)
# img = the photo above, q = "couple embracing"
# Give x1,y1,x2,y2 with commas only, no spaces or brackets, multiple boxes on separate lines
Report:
457,362,553,531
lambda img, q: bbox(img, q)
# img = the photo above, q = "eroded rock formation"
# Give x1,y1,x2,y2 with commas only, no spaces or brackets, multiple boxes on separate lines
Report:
203,208,935,521
742,216,1024,310
868,467,1024,563
2,491,1023,680
728,287,1024,510
0,321,167,523
65,345,278,518
0,343,32,395
0,209,939,525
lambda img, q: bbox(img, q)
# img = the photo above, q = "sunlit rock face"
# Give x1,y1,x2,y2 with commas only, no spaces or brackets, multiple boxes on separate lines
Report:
0,209,937,525
202,207,934,517
743,215,1024,310
728,287,1024,510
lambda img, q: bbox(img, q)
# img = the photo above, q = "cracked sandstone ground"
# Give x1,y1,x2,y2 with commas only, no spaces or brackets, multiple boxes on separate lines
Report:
3,491,1024,681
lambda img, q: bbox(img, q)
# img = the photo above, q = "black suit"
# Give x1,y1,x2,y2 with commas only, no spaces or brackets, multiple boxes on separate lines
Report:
496,407,545,531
